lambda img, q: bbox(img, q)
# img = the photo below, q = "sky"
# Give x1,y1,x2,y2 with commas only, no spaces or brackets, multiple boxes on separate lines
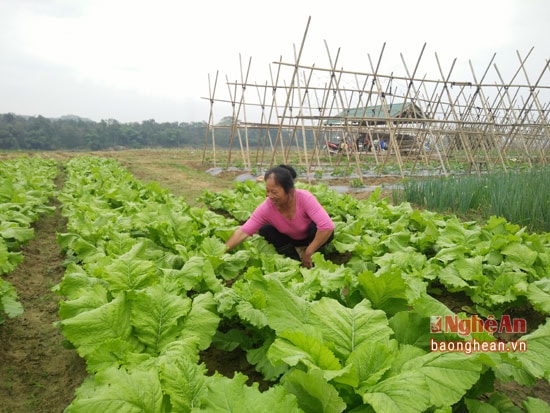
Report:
0,0,548,124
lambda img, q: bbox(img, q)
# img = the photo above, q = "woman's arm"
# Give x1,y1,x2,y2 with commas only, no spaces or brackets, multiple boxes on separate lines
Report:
225,228,250,251
302,229,334,268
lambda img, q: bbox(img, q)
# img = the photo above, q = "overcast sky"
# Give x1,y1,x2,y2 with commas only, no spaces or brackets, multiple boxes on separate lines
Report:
0,0,548,123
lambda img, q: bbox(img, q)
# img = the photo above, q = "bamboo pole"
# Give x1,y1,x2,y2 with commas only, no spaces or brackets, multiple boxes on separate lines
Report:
271,61,550,91
468,55,508,171
202,71,219,166
263,57,285,167
515,51,550,163
368,47,407,177
396,43,427,173
269,16,311,167
322,40,365,182
434,53,482,174
238,55,253,170
254,80,270,167
293,68,313,184
202,22,548,181
492,59,532,163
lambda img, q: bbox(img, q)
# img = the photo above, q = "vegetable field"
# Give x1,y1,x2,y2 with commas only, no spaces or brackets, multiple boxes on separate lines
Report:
0,150,549,413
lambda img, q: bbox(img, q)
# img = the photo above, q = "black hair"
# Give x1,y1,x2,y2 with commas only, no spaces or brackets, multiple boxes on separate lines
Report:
264,165,295,193
278,164,297,180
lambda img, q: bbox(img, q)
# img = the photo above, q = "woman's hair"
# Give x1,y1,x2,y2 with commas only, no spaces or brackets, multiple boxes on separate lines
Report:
264,165,296,193
278,164,297,180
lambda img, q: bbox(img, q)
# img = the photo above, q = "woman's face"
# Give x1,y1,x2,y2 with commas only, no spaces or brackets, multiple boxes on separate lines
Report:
265,176,289,207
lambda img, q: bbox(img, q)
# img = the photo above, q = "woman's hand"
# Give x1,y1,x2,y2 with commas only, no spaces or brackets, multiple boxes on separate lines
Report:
300,229,333,268
225,229,249,251
301,249,314,268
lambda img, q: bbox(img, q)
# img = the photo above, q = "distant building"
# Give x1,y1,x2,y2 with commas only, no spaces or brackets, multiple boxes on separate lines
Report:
324,102,427,126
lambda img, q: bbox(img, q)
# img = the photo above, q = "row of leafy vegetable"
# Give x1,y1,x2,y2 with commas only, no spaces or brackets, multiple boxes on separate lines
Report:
200,180,550,317
54,156,549,412
200,177,550,411
0,157,57,324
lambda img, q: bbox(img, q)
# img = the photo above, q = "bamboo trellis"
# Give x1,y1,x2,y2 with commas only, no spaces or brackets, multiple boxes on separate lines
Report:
201,18,549,181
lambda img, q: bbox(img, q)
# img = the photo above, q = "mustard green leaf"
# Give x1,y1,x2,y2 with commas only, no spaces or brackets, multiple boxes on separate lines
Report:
267,327,352,382
282,369,346,413
196,372,300,413
349,340,398,390
523,396,550,413
159,355,208,412
85,337,145,373
255,275,311,334
180,292,220,351
526,281,550,314
67,366,163,413
58,283,109,320
309,297,393,360
501,241,538,268
357,269,409,314
61,294,133,357
101,257,157,293
402,352,482,408
0,239,23,273
309,254,353,293
0,278,23,319
508,319,550,381
389,311,431,347
0,224,34,244
362,370,431,413
130,284,191,353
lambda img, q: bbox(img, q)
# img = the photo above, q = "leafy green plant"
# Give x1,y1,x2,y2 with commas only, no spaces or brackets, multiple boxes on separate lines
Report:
54,156,550,412
0,157,57,322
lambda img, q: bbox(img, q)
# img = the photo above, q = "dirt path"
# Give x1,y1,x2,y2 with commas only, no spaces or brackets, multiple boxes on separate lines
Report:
0,187,87,412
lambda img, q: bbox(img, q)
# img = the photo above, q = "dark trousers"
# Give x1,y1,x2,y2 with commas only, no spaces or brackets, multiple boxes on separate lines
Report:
259,223,334,260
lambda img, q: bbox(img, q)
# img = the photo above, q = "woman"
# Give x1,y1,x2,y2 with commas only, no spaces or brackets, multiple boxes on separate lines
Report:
225,165,334,268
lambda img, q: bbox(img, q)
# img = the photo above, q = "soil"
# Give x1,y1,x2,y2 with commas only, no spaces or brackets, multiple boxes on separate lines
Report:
0,149,548,411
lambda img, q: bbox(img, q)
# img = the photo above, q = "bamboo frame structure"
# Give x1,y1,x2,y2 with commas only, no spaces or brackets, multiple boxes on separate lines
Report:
201,18,549,181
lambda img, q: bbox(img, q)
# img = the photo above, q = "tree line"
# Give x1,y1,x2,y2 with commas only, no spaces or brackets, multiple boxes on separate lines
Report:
0,113,320,151
0,113,210,151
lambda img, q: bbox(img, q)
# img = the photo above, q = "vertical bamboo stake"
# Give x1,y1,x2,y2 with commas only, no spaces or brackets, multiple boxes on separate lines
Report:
435,53,481,174
263,58,284,167
291,63,317,184
515,51,550,163
468,55,507,171
397,43,427,173
224,55,253,169
484,49,534,164
239,55,253,170
225,78,238,167
202,71,219,166
303,71,324,176
368,51,406,177
270,16,311,167
419,75,452,175
323,41,365,182
254,80,270,167
494,64,534,164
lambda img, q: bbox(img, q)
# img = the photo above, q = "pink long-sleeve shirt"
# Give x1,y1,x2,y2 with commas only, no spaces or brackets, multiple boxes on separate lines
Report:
240,189,335,240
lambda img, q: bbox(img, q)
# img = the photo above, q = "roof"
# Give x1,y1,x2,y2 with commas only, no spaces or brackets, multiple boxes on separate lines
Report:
325,102,427,125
